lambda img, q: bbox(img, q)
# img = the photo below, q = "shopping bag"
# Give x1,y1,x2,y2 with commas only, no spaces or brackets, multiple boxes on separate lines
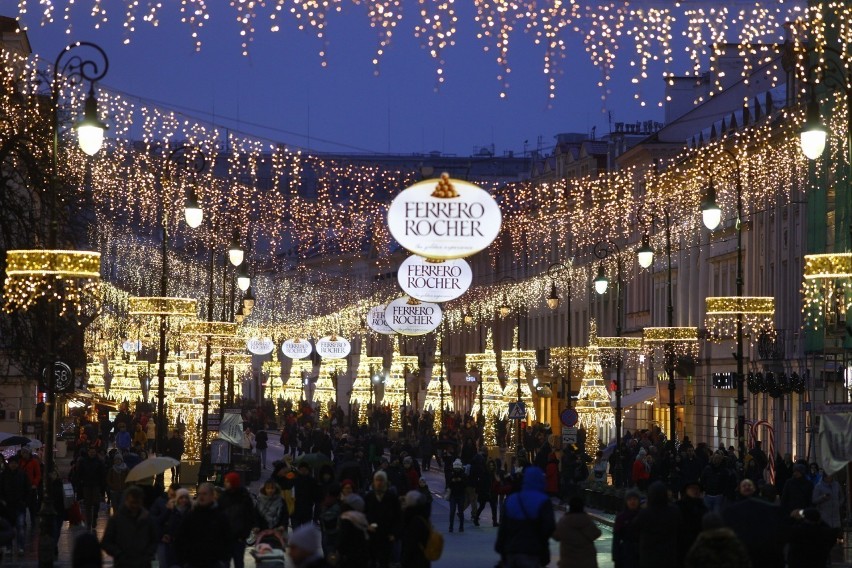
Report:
67,501,83,526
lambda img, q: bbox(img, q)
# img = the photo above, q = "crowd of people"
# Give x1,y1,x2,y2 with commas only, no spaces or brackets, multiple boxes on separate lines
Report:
0,399,847,568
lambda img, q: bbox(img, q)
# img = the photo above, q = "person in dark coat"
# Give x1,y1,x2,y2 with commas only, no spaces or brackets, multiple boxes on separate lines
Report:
781,463,814,514
74,446,106,531
676,480,708,565
175,483,231,568
722,478,785,568
165,430,185,483
495,466,556,568
612,489,641,568
292,463,318,528
161,488,192,568
553,496,601,568
0,456,29,555
786,508,838,568
100,486,158,568
365,470,401,568
255,429,269,470
401,490,431,568
149,483,179,568
446,459,467,532
72,531,103,568
219,471,260,568
632,481,682,568
337,494,369,568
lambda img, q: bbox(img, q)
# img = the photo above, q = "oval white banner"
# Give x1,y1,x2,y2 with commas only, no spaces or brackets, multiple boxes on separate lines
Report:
387,175,502,260
316,336,352,359
384,296,443,336
398,255,472,303
247,337,275,355
122,340,142,353
282,338,313,359
367,304,396,335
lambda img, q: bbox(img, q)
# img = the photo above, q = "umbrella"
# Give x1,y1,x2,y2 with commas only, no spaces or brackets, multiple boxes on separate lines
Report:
25,440,42,450
295,453,332,470
0,435,32,447
125,456,180,483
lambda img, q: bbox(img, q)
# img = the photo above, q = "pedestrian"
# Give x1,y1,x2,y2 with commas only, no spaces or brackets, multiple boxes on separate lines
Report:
632,481,682,568
255,428,269,469
676,480,708,565
219,471,260,568
149,484,179,568
74,446,106,532
812,472,842,539
256,479,286,530
165,430,184,483
161,488,192,568
17,447,41,528
684,526,750,568
337,493,369,568
0,456,29,556
106,454,129,514
100,486,158,568
242,427,255,455
175,483,232,568
364,470,401,568
115,423,131,453
288,524,332,568
612,489,641,568
722,478,785,568
553,496,601,568
781,463,814,514
72,531,103,568
474,459,499,527
145,418,156,453
401,490,432,568
495,466,556,568
787,508,838,568
132,423,147,450
292,462,318,528
446,459,467,533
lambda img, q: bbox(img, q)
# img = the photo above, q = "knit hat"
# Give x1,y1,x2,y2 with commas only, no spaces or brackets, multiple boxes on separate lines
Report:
224,472,242,488
453,459,463,470
342,493,365,512
625,488,642,501
289,524,322,554
176,488,190,500
341,479,355,491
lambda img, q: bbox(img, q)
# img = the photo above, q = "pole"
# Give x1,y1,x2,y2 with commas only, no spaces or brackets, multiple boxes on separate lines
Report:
665,209,677,444
516,310,522,456
156,215,169,456
734,156,746,460
567,268,572,408
199,249,215,485
615,262,623,448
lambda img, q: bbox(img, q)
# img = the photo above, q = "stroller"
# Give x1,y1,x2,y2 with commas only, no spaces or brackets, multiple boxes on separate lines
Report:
249,527,288,567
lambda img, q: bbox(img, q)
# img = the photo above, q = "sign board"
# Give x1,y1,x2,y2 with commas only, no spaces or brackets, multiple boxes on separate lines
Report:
561,427,578,446
246,337,274,355
122,340,142,353
42,361,74,394
560,408,579,428
316,336,352,359
218,412,243,446
282,338,313,359
508,401,526,420
210,439,231,465
384,296,442,336
207,414,221,430
397,255,473,303
367,305,396,335
814,402,852,414
387,175,502,260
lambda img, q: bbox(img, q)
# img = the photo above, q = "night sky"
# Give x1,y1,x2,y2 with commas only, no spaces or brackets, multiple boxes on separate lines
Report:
18,4,715,157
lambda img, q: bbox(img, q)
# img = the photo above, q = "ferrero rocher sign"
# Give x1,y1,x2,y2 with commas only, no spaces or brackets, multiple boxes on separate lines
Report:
247,337,275,355
367,304,396,335
398,255,472,303
282,338,313,359
387,174,502,260
384,296,443,336
316,336,352,359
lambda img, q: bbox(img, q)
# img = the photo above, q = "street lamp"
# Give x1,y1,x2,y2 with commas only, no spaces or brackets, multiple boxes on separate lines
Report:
636,234,654,269
74,85,108,156
800,96,827,160
593,241,624,446
702,148,747,458
228,231,245,267
547,261,574,409
701,178,723,231
237,263,251,292
184,187,203,228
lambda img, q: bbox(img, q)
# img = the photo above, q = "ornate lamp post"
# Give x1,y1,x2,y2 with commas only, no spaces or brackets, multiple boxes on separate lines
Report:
546,261,573,409
592,241,625,445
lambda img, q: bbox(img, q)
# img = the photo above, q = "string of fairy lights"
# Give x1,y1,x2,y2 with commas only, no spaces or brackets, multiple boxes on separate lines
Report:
16,1,809,102
7,5,852,366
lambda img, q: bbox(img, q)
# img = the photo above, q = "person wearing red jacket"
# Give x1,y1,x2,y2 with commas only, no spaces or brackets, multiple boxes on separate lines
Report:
18,447,41,527
631,449,651,491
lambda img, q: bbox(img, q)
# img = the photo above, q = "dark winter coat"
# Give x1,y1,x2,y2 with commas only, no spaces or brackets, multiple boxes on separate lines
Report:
495,466,556,564
781,476,814,514
553,511,601,568
0,468,29,516
401,503,431,568
786,517,838,568
676,495,708,564
612,507,640,568
218,486,259,540
632,482,682,568
100,504,158,568
722,496,785,568
175,503,232,568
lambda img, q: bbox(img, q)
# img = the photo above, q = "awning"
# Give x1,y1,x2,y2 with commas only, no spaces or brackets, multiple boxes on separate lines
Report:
611,385,657,409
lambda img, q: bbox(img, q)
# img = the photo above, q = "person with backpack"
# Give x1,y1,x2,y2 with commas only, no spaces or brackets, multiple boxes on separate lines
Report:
115,423,132,454
495,466,556,568
401,490,439,568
